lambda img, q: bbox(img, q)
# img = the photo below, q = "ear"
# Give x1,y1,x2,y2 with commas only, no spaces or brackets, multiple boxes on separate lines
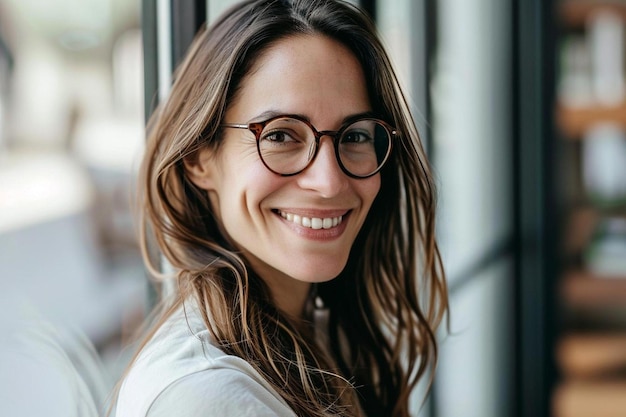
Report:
183,149,217,191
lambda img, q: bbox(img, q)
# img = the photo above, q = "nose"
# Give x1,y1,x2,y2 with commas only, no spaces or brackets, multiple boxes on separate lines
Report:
296,135,349,197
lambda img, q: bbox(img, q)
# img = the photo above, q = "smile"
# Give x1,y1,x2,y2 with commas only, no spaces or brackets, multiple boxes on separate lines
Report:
277,210,344,230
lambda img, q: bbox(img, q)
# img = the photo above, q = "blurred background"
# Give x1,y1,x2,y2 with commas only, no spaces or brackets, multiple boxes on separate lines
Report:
0,0,146,415
1,0,625,416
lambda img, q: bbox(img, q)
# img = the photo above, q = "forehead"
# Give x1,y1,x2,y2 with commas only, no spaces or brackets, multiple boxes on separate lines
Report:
227,34,371,125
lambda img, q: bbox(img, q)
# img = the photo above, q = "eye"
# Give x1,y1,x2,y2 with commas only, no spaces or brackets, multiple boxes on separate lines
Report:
342,129,374,144
260,129,299,144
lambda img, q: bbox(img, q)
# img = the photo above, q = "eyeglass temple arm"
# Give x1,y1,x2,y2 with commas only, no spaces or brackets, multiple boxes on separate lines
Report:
221,123,249,129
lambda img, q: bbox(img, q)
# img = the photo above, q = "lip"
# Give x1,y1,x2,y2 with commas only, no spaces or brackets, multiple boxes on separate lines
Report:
272,208,351,240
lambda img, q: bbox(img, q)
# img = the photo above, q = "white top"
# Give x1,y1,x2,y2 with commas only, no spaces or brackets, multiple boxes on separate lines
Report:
115,303,297,417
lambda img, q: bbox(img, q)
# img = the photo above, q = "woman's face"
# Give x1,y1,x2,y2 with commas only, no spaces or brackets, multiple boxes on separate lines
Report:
187,34,380,299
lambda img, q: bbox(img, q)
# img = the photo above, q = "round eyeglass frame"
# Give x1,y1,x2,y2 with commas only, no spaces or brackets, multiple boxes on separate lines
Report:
221,114,396,179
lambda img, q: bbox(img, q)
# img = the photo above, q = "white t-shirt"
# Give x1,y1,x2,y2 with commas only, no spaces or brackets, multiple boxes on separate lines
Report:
115,303,297,417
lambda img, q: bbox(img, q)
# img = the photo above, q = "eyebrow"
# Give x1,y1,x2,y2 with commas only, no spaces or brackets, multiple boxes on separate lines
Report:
247,110,377,124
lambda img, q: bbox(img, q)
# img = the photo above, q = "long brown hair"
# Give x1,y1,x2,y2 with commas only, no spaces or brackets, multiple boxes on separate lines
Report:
134,0,448,416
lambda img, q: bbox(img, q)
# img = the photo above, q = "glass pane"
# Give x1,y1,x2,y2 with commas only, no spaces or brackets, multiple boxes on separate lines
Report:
436,259,514,416
429,0,514,416
208,0,240,23
377,0,429,140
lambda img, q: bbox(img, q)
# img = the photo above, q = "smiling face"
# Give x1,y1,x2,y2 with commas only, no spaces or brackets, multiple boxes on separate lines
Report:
186,34,380,313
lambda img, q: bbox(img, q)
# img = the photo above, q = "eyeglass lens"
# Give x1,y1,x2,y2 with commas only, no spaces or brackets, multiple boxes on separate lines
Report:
257,118,391,177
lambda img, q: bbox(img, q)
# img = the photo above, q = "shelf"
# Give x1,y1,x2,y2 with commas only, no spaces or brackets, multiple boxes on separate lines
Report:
557,333,626,377
561,269,626,307
560,0,626,29
563,207,598,254
553,380,626,417
557,100,626,138
555,3,626,416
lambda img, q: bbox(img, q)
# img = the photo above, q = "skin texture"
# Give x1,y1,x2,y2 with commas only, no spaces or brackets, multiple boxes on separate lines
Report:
186,34,380,318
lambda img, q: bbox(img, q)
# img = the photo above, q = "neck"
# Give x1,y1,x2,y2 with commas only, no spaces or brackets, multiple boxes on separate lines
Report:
274,280,312,319
257,272,312,319
243,253,313,319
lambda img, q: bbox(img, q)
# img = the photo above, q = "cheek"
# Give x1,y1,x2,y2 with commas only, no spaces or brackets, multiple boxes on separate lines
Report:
216,162,284,222
360,175,381,209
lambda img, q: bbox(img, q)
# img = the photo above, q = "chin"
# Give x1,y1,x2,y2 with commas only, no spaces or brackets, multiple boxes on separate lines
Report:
289,261,347,284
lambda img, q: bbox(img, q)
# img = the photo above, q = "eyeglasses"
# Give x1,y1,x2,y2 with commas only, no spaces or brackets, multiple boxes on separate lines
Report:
221,114,395,178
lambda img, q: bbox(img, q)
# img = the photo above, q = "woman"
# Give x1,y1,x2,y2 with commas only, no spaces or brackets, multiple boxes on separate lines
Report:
115,0,448,416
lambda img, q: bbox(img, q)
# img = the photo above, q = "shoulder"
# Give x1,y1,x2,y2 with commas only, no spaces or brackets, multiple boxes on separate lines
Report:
115,304,295,417
146,367,297,417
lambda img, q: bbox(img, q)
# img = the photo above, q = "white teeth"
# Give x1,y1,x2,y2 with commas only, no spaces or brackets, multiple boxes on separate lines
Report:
279,210,344,230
